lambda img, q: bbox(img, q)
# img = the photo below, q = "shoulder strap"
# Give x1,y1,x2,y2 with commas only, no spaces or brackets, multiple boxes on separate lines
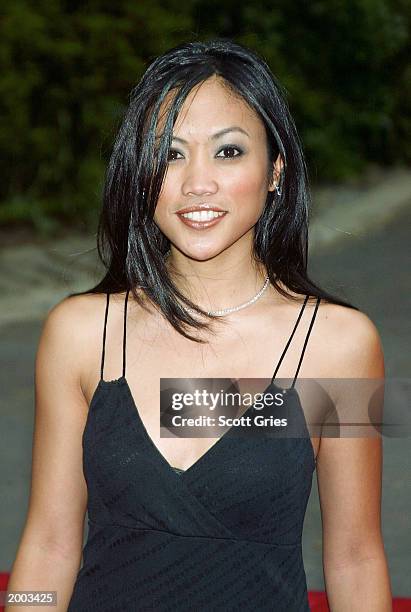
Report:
100,290,130,381
100,292,110,381
292,296,321,387
271,295,322,386
271,294,309,384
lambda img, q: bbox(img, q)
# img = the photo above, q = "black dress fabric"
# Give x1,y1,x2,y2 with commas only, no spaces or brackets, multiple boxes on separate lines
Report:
67,291,321,611
172,466,186,475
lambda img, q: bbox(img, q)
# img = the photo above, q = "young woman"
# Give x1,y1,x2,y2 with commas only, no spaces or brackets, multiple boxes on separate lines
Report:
7,39,392,611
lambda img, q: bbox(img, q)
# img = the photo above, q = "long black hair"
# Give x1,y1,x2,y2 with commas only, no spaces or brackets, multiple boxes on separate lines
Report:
70,37,358,343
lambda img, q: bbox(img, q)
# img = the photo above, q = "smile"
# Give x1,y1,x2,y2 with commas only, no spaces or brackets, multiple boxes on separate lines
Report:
181,210,225,221
176,210,228,229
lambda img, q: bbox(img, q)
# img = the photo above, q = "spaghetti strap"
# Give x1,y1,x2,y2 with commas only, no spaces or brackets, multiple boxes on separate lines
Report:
100,290,129,381
291,296,321,387
100,292,110,381
271,294,309,384
122,290,130,378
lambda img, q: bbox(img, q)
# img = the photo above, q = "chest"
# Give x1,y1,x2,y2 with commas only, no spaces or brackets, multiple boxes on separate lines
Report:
117,329,323,469
86,298,329,470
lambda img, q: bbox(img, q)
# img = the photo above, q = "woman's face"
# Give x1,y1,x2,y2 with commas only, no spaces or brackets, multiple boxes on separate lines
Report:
154,75,281,261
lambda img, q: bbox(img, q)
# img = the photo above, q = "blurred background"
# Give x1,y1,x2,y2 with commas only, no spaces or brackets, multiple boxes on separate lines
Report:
0,0,410,607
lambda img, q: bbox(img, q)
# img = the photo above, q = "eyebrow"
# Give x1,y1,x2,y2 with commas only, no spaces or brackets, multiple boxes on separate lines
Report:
163,126,250,144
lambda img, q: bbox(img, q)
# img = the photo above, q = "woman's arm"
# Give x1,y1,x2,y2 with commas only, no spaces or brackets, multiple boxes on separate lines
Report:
317,309,392,611
5,296,94,611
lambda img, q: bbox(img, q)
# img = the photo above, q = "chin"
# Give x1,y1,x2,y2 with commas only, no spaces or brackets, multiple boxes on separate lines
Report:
176,248,224,262
187,251,220,262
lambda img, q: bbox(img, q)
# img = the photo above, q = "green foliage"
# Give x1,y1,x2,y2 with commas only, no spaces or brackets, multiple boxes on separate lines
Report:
198,0,410,178
0,0,410,231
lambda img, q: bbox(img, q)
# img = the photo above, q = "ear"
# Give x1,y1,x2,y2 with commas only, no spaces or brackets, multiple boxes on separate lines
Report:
268,154,284,192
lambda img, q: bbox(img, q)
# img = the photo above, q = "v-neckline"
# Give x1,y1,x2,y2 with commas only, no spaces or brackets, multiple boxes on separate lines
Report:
118,375,297,477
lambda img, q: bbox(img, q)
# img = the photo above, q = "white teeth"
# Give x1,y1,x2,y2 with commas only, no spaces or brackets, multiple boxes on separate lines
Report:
181,210,225,221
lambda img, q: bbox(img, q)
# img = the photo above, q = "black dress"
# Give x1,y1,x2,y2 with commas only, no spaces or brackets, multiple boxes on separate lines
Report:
67,291,320,611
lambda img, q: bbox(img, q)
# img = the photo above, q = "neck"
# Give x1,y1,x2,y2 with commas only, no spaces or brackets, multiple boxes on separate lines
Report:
165,243,270,315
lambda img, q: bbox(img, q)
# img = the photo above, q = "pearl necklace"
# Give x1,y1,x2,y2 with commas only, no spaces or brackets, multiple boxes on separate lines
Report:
164,250,270,317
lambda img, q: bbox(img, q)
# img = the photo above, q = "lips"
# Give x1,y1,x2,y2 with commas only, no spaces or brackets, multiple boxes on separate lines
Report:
174,202,228,230
176,208,228,230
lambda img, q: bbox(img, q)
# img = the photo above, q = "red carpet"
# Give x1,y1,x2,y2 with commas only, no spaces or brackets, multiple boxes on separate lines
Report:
308,589,411,611
1,573,410,610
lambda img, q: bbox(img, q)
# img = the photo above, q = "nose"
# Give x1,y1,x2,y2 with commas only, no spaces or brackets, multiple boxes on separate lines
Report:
182,155,218,197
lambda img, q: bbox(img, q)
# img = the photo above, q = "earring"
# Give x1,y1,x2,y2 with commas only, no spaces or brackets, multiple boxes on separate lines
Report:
275,183,282,196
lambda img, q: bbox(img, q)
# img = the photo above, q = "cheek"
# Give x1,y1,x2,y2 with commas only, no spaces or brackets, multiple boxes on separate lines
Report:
230,176,262,198
153,201,166,226
153,174,178,225
153,192,172,229
228,173,267,220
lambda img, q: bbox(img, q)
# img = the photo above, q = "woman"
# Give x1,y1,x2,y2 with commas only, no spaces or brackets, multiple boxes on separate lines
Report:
7,39,392,611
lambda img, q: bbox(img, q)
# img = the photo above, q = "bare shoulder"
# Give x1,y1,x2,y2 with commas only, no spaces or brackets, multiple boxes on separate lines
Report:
42,292,106,348
315,300,385,378
38,292,110,392
46,291,106,327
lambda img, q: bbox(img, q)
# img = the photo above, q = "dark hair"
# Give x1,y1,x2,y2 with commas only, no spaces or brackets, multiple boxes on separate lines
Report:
70,37,358,342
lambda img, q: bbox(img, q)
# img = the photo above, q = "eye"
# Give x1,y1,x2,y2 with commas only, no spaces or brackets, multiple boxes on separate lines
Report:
166,145,244,163
167,149,183,162
216,145,243,159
